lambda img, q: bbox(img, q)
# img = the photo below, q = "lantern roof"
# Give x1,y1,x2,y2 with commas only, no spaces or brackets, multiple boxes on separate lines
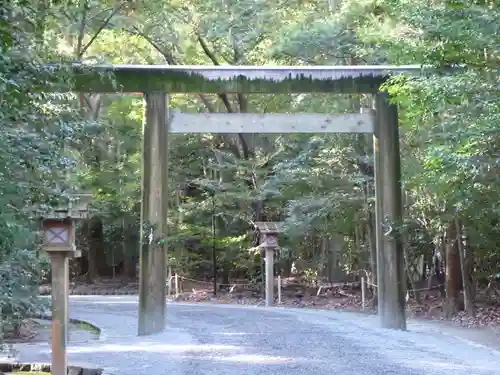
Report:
255,221,284,234
37,193,92,221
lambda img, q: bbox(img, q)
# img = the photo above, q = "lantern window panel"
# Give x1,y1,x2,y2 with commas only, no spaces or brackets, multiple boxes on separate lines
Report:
259,234,278,248
45,227,70,244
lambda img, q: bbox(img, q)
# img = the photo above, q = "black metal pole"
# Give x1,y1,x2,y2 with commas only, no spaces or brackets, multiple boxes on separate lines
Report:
212,193,217,296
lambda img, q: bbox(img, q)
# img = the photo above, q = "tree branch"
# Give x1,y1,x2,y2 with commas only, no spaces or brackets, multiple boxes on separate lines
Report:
130,26,176,64
75,0,89,58
88,7,115,22
197,33,220,65
131,28,233,120
196,32,235,113
198,94,216,112
80,3,125,57
230,39,253,159
232,40,249,113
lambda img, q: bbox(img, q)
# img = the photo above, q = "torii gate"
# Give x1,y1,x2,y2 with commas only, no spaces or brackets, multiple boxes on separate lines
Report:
73,64,417,334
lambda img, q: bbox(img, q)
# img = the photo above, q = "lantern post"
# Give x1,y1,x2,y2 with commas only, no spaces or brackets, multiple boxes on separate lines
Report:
255,222,283,307
38,194,91,375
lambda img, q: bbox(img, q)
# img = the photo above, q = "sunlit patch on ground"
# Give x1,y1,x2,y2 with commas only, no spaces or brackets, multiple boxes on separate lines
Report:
66,343,241,354
209,354,294,364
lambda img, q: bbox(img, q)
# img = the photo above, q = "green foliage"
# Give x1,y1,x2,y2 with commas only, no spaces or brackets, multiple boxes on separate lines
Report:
0,0,84,343
0,250,47,332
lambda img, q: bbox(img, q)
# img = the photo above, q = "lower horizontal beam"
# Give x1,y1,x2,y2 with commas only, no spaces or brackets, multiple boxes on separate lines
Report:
169,112,374,133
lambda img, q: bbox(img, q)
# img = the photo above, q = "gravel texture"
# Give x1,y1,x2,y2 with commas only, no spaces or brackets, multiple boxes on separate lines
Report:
6,296,500,375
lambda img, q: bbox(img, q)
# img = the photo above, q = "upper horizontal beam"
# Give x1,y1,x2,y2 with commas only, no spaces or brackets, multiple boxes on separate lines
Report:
69,64,426,94
169,112,374,133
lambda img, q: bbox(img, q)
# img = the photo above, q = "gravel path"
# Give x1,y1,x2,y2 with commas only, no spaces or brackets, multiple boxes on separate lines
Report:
8,296,500,375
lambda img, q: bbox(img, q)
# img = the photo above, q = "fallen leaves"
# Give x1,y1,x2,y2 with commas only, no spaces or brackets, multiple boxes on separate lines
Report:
38,278,138,296
452,306,500,328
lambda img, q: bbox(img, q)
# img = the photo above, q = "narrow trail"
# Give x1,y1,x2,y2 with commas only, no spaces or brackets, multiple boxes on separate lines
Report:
7,296,500,375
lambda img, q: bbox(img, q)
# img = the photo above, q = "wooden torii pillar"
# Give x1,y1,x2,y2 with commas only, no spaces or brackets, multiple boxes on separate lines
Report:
373,92,406,329
138,92,169,336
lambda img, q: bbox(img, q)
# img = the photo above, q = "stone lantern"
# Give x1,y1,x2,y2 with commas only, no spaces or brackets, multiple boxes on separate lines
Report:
255,222,283,307
38,194,91,375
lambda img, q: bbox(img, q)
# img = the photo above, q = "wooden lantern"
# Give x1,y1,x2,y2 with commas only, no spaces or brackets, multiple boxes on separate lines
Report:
255,221,283,308
255,222,283,251
36,193,92,375
39,194,91,257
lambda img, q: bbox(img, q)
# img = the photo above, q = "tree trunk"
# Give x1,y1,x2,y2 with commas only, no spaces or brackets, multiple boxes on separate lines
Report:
87,216,107,281
80,220,97,283
121,220,137,279
318,235,328,279
436,237,446,295
456,219,475,316
444,224,463,317
221,260,230,288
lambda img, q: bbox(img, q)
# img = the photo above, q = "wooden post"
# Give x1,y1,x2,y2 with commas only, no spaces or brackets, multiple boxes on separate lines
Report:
361,276,366,310
65,273,70,344
167,267,172,297
374,92,406,330
138,92,169,336
277,275,282,304
50,252,69,375
265,248,274,307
